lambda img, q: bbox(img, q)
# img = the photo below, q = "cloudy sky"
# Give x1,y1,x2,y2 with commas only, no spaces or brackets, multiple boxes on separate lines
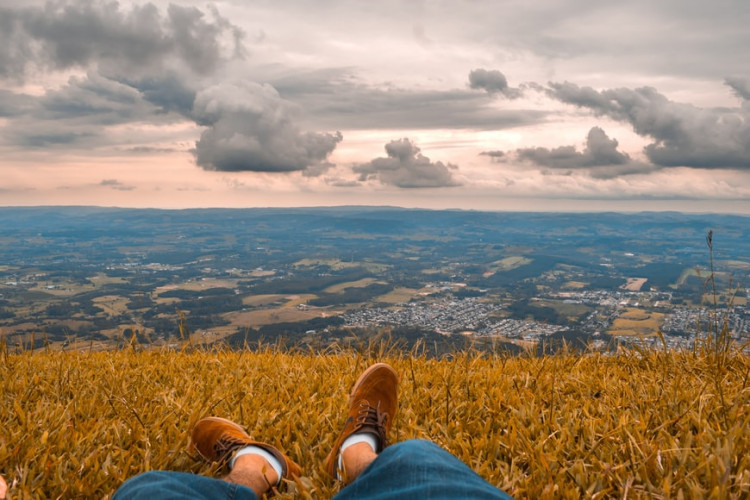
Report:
1,0,749,213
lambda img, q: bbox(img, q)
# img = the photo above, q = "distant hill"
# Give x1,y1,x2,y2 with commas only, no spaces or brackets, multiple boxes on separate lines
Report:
0,207,747,351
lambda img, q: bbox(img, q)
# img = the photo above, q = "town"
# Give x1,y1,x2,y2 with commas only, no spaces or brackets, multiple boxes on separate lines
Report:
1,207,748,354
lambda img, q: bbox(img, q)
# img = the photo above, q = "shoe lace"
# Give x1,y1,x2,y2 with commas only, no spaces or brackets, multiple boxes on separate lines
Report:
213,434,247,462
355,400,389,448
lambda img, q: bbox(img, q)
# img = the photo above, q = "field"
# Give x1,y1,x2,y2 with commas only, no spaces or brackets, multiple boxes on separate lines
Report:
621,278,648,292
483,257,533,277
534,299,593,323
374,287,424,304
1,344,748,499
608,308,664,337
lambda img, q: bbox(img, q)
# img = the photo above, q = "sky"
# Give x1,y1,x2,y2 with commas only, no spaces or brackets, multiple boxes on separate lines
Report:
1,0,749,213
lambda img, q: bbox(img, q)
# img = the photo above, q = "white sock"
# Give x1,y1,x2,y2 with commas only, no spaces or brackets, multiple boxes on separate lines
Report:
230,445,284,485
337,433,379,479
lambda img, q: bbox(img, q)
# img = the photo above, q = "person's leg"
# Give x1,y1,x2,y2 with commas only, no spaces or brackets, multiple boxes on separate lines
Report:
323,363,399,482
191,416,301,496
113,470,258,500
114,451,281,499
334,439,513,500
324,362,512,499
340,441,379,480
115,416,301,499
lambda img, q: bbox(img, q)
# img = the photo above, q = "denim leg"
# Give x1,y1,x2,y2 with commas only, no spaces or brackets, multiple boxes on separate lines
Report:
333,439,513,500
113,470,258,500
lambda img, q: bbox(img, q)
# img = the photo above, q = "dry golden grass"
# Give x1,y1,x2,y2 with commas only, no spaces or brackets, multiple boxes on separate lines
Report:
1,345,749,499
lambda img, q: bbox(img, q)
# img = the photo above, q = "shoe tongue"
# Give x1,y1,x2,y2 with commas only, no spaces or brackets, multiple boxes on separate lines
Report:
355,424,386,451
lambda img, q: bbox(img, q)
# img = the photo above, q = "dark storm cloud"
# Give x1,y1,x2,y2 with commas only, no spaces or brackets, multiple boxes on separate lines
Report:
515,127,655,179
548,81,750,170
725,77,750,101
0,1,243,80
353,138,460,188
468,69,522,99
191,82,342,173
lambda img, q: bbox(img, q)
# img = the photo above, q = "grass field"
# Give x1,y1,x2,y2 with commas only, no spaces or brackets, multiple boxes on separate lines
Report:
323,278,382,294
92,296,131,317
223,304,327,328
1,343,748,499
608,308,664,337
534,299,593,322
483,257,533,277
562,281,587,290
293,259,361,270
374,287,424,304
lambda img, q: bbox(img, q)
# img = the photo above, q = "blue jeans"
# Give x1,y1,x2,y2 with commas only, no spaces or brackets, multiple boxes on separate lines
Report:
114,439,513,499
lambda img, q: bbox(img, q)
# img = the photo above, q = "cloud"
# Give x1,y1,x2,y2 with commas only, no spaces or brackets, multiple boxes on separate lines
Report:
270,69,544,131
0,1,244,81
547,81,750,170
19,131,93,148
468,69,521,99
99,179,134,191
353,138,461,188
116,73,197,116
36,73,142,123
122,146,178,154
0,2,239,152
1,73,177,150
191,81,342,172
0,89,35,117
725,77,750,101
480,150,505,163
515,127,654,179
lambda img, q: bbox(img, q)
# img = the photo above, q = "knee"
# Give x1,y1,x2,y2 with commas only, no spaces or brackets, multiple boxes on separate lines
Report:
389,439,445,458
113,471,178,499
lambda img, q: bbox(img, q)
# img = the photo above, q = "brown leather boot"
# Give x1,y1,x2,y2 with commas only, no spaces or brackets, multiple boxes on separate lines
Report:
323,363,398,480
190,417,302,480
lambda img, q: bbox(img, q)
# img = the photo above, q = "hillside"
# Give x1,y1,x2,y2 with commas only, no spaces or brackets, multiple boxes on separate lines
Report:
1,345,748,499
2,207,749,354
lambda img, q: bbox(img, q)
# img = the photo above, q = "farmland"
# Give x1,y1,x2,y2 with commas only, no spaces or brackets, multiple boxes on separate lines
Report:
1,207,748,353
